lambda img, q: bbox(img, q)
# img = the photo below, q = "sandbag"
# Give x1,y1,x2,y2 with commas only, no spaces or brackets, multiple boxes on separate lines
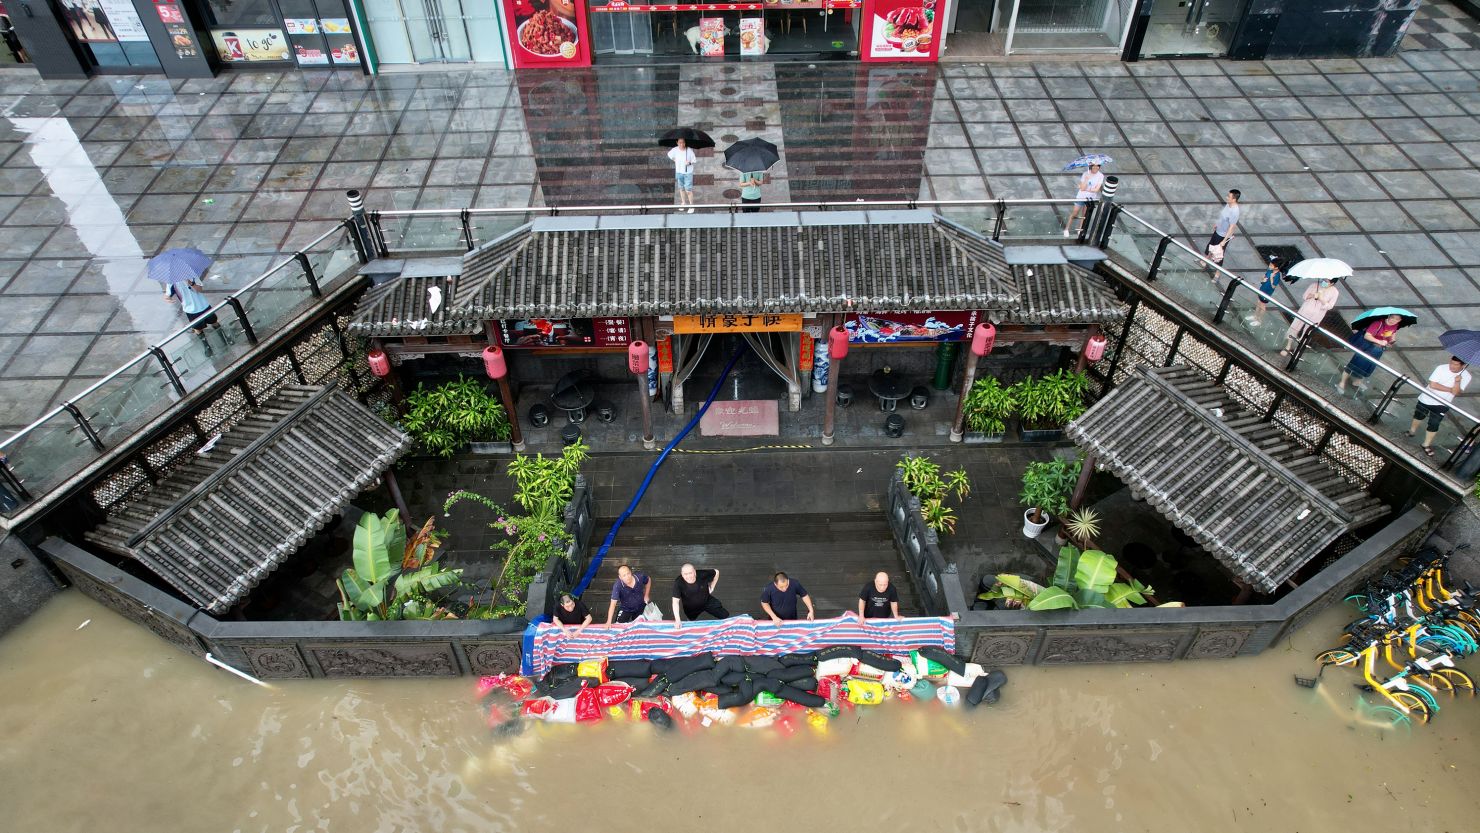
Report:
778,652,818,667
546,678,587,700
608,659,651,679
647,708,674,730
574,688,602,722
715,655,746,674
982,669,1008,705
772,665,815,683
775,685,825,708
737,678,755,702
816,646,902,672
719,670,748,687
789,675,817,693
965,674,991,707
651,653,715,680
716,689,750,709
917,646,968,676
548,697,579,723
542,663,578,687
753,676,783,695
742,656,784,675
668,669,722,695
595,683,633,708
637,676,670,698
609,675,652,690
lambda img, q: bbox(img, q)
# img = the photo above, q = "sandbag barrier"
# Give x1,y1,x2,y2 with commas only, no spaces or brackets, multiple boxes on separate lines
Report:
526,614,956,676
479,645,1009,738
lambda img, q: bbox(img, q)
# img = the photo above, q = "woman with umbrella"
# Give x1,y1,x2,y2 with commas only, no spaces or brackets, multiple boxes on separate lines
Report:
1336,308,1413,393
1280,258,1350,358
723,137,780,214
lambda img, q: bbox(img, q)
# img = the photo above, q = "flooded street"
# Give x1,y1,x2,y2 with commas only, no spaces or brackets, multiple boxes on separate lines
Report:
3,592,1478,832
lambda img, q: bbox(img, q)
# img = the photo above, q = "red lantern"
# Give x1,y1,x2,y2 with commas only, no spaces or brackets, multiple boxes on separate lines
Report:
971,322,996,357
628,341,649,374
367,349,390,378
1084,334,1108,363
828,325,850,360
482,345,507,380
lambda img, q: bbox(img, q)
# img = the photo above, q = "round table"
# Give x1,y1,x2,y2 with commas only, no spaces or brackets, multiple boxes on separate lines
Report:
551,375,595,423
868,369,909,412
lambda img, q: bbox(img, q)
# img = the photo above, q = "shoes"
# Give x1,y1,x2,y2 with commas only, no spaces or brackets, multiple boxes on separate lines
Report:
687,207,695,214
1062,229,1072,238
1243,314,1260,326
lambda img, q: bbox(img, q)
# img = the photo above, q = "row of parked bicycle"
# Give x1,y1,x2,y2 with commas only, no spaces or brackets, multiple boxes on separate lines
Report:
1297,544,1478,726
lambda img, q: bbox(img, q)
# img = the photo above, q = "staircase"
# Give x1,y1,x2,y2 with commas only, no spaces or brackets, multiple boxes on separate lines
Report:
587,512,922,618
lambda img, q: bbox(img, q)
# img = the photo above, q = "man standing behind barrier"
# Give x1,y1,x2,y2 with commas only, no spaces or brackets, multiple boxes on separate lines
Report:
1409,357,1471,459
858,572,902,620
761,572,814,623
672,563,729,623
606,564,653,625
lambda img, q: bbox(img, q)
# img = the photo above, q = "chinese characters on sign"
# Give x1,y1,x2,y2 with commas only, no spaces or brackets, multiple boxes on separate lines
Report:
699,400,780,437
498,317,632,348
672,313,803,334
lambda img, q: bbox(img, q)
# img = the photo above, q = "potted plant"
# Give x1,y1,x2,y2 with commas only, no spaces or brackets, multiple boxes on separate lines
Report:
897,454,971,535
1060,506,1102,549
1012,369,1091,443
979,544,1170,610
398,376,512,457
961,375,1016,443
1020,456,1079,538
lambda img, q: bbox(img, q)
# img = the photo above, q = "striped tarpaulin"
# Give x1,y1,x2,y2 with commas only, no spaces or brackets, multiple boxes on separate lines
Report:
525,614,955,676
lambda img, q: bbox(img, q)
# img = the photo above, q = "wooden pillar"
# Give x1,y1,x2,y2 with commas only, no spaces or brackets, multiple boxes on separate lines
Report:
1068,452,1096,510
484,322,525,452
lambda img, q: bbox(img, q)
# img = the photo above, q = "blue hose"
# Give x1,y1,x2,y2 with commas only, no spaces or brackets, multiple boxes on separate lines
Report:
520,343,750,672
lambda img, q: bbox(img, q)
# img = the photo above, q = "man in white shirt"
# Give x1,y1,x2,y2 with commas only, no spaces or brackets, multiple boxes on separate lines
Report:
1409,356,1471,457
667,138,696,212
1063,161,1104,238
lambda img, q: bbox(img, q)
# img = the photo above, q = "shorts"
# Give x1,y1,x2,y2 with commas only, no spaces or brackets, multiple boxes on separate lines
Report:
186,309,219,332
741,196,761,213
1413,401,1450,433
675,172,694,191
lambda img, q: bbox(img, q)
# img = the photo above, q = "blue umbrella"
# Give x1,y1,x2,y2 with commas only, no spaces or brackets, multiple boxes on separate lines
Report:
1350,307,1418,331
148,247,213,286
1062,154,1112,172
1439,329,1480,366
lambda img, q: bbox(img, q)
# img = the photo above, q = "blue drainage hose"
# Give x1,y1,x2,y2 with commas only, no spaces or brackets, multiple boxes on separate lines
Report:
520,344,750,672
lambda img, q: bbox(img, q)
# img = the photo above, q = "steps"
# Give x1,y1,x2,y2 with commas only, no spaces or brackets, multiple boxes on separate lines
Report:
587,512,922,618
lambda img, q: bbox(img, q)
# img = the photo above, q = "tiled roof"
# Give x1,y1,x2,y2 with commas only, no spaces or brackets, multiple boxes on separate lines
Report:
84,385,410,614
348,265,483,337
452,211,1022,319
989,263,1127,326
1066,365,1389,594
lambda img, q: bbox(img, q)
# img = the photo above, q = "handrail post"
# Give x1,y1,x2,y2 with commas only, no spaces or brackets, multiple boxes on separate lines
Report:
1371,375,1408,422
344,190,374,263
295,252,322,298
1096,202,1122,249
1287,320,1317,371
150,346,187,396
1164,326,1185,367
992,199,1006,241
460,209,474,251
62,403,105,451
225,296,257,344
1444,423,1480,470
368,210,389,257
1076,199,1095,245
0,456,30,501
1212,276,1240,324
1147,236,1171,282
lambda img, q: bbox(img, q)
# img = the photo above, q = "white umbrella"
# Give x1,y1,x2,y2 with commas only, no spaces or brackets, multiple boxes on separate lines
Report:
1286,258,1353,282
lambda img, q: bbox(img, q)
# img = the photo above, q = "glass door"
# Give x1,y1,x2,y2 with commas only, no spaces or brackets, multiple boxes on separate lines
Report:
365,0,477,63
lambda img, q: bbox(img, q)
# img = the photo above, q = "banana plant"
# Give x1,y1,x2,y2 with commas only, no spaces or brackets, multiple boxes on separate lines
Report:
336,510,462,620
980,545,1167,610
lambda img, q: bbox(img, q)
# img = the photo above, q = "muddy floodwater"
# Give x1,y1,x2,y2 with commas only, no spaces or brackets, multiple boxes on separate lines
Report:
3,592,1479,833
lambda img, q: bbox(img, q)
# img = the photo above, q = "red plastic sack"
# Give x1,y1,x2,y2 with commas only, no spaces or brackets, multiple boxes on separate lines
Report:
631,698,672,721
575,688,603,723
479,673,535,700
595,683,632,708
486,703,510,727
814,675,844,702
521,697,556,718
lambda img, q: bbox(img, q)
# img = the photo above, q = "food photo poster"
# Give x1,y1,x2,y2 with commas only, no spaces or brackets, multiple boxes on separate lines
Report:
503,0,592,68
862,0,940,61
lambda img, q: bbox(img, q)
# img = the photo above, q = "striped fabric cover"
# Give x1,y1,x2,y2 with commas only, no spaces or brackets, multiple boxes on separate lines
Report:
525,614,955,676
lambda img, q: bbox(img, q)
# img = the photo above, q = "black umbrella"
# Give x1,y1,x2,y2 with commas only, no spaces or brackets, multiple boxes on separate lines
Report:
658,127,715,149
722,137,781,173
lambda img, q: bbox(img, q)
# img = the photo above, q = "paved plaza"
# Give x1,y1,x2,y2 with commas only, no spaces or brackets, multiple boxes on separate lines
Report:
3,24,1480,440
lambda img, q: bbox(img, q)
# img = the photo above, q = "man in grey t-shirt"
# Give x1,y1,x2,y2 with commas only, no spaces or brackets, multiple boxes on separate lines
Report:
1205,189,1241,265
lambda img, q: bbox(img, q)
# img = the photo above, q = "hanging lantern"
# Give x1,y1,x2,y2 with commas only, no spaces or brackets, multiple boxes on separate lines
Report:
971,322,996,357
1085,333,1108,363
628,340,649,374
828,325,850,360
367,349,391,378
482,345,507,380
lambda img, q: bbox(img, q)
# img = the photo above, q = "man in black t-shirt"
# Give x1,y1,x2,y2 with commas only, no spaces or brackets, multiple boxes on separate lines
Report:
553,594,591,632
671,563,730,622
858,571,902,620
761,572,815,623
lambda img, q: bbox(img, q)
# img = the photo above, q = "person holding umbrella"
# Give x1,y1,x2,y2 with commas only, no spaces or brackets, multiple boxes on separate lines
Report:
723,137,780,214
659,127,712,213
1061,154,1109,238
150,247,225,351
1337,308,1412,393
1280,277,1340,358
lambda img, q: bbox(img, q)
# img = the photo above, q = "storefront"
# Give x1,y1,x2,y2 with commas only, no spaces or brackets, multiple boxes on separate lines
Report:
184,0,369,70
945,0,1137,56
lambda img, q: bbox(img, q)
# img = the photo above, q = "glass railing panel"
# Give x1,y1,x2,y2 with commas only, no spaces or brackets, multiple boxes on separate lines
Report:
1,413,99,509
70,359,177,446
376,213,465,254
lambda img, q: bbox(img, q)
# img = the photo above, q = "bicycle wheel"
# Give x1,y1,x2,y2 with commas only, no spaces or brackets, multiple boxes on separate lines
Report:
1414,672,1454,697
1344,594,1370,613
1316,649,1359,667
1365,704,1413,730
1435,668,1476,697
1407,684,1441,715
1390,691,1432,724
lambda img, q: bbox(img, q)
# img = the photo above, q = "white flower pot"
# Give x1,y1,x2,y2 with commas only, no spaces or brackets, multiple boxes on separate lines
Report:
1022,509,1050,539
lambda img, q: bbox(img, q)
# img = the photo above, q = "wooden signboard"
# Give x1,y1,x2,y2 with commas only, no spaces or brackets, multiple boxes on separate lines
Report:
673,313,803,334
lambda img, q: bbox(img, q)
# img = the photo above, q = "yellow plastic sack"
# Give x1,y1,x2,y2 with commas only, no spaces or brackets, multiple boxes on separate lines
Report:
805,709,830,735
577,659,608,683
845,678,886,705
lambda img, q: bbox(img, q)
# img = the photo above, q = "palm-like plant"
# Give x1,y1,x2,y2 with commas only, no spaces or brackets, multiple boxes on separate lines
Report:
963,376,1017,435
897,454,971,536
398,377,511,458
336,511,462,620
1062,507,1102,548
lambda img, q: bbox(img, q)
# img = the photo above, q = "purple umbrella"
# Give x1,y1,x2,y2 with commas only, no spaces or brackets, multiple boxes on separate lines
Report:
1439,329,1480,366
147,247,213,286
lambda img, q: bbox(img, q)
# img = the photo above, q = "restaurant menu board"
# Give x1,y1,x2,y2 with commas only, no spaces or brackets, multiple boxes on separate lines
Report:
284,18,328,64
321,18,359,64
845,311,979,343
739,18,763,56
498,318,631,348
861,0,940,61
502,0,592,68
211,28,291,62
699,18,726,56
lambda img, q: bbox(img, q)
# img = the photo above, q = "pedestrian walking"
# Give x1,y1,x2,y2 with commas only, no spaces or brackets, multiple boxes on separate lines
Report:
1063,161,1104,238
671,563,729,622
1245,255,1285,327
1,16,28,64
760,572,814,623
164,279,224,352
738,171,764,213
605,564,653,625
1409,357,1471,458
1205,189,1241,267
1337,313,1405,393
1280,278,1339,357
667,138,696,213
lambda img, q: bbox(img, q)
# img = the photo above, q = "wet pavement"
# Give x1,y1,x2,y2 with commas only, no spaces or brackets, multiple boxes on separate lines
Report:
3,44,1480,443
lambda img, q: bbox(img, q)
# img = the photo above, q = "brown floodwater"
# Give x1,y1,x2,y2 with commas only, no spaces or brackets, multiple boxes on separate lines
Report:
3,591,1478,833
